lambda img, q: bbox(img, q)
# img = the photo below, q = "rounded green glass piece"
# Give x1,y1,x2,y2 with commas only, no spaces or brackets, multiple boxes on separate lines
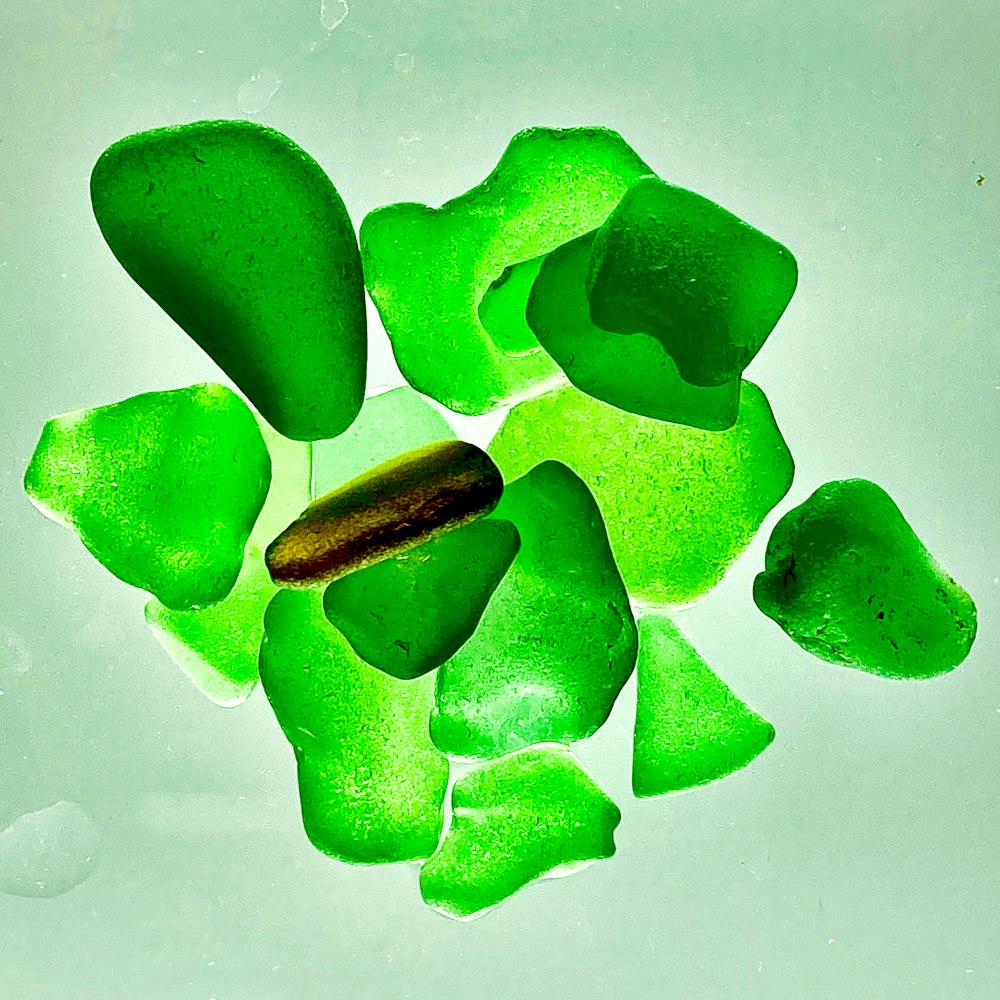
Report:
258,589,448,864
753,479,977,678
360,126,653,415
420,746,620,920
323,519,520,680
24,383,271,610
90,119,367,441
525,231,740,428
488,382,793,606
632,614,775,797
478,255,547,356
587,175,798,387
431,461,637,759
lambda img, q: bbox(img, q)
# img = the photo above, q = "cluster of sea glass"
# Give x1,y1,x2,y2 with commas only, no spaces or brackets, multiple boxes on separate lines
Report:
23,120,977,918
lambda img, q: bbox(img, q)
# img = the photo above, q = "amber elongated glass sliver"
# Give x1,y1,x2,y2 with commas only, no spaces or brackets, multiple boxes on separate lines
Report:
266,440,504,587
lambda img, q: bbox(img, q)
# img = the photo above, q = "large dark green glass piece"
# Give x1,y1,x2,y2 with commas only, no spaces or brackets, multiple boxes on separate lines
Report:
587,175,797,387
754,479,977,678
360,127,653,415
431,461,637,759
420,746,620,920
258,589,448,864
90,119,367,441
524,231,740,428
24,383,270,611
489,383,793,606
632,614,775,797
323,519,520,680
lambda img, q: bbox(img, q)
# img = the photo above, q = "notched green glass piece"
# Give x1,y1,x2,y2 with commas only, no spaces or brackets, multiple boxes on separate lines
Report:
753,479,977,678
361,126,653,415
323,519,520,680
489,382,793,606
312,386,454,497
632,614,775,797
145,419,311,706
431,461,637,759
258,589,448,863
587,175,798,387
24,383,270,610
420,746,620,920
91,119,367,441
525,231,740,428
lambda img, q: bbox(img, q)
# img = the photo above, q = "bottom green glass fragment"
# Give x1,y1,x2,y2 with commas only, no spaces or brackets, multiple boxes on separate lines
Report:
420,746,620,920
259,589,449,864
632,614,775,797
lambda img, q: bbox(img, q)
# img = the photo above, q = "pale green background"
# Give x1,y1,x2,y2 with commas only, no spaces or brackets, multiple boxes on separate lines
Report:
2,1,998,997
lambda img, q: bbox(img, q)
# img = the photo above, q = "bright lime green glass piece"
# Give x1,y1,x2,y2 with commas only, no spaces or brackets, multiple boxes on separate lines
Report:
258,589,448,863
360,126,653,415
478,255,547,356
312,386,453,496
632,614,775,797
525,231,740,428
24,383,270,611
489,382,793,606
420,746,620,920
587,175,798,387
753,479,977,678
143,419,312,706
90,119,367,441
145,546,276,706
431,461,637,759
323,519,520,680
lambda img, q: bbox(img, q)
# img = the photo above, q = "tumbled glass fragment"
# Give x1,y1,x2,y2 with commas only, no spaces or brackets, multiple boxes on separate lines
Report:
420,746,620,920
0,802,100,899
753,479,977,678
587,175,797,387
258,589,448,863
311,386,453,496
489,383,793,606
632,614,775,797
431,461,637,759
361,126,653,414
524,231,740,428
144,419,312,706
24,383,271,610
145,546,276,706
323,519,520,680
267,440,503,587
91,119,367,441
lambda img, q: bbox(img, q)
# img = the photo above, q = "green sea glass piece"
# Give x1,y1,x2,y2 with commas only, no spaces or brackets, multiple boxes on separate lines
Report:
360,126,653,415
144,419,312,705
323,519,520,680
145,546,276,706
489,382,793,606
524,231,740,428
431,461,637,759
478,255,547,356
587,175,798,387
312,386,453,496
258,589,448,863
420,746,621,920
90,119,367,441
24,383,270,610
753,479,977,678
632,614,775,797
